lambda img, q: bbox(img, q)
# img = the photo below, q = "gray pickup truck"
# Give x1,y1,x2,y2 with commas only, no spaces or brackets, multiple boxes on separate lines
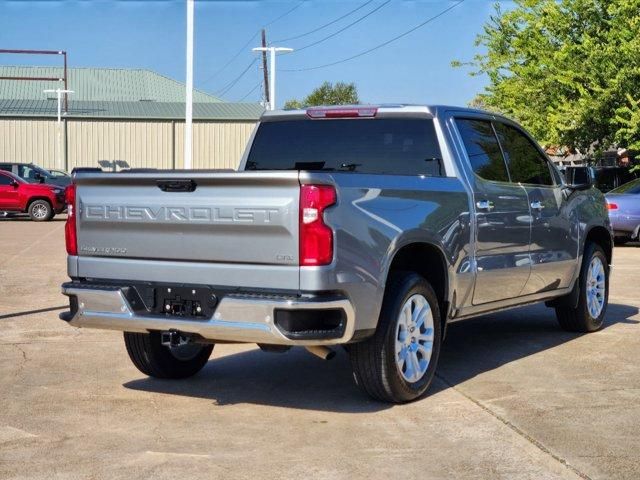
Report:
60,105,612,403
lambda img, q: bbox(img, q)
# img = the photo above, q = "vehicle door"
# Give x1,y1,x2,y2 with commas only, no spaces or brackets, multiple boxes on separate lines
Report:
494,122,578,294
455,118,532,305
0,173,20,210
17,165,40,183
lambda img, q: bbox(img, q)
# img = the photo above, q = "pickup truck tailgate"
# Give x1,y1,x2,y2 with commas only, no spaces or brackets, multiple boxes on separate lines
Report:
73,171,300,288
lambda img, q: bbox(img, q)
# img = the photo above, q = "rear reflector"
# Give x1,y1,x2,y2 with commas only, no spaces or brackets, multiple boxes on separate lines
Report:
607,203,618,210
300,184,336,266
306,107,378,119
65,184,77,255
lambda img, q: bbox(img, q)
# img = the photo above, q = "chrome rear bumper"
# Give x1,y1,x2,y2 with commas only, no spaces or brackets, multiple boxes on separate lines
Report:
60,284,355,346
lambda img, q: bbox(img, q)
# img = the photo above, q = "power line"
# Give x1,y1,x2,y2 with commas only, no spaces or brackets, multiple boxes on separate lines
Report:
215,58,258,97
291,0,391,54
282,0,466,72
273,0,375,43
201,32,258,86
264,1,305,27
237,81,262,102
201,1,304,87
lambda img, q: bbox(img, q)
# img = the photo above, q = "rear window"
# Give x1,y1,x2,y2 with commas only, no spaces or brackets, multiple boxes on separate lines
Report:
245,118,444,176
610,178,640,194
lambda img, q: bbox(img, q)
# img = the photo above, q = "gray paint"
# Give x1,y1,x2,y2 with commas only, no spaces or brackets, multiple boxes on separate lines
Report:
64,105,612,344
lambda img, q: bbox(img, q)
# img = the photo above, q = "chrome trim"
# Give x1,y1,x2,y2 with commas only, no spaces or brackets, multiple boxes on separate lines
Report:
61,285,355,346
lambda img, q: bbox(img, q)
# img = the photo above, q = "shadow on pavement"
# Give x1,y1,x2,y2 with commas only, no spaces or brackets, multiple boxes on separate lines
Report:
124,302,638,411
0,216,66,222
437,302,638,386
125,346,391,413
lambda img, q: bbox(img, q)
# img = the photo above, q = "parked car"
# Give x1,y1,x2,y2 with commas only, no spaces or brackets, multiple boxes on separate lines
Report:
48,169,71,179
590,166,638,193
59,105,612,403
605,178,640,244
0,162,72,187
0,170,66,221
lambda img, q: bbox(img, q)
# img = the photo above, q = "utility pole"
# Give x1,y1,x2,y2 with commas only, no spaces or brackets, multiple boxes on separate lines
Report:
252,45,293,110
43,88,73,171
184,0,194,169
260,29,270,107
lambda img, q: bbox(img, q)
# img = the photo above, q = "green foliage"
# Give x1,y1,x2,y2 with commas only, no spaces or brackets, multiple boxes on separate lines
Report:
456,0,640,151
284,81,360,109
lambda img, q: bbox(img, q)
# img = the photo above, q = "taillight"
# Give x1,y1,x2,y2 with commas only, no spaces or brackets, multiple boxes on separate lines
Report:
65,184,77,255
300,184,336,266
607,203,618,210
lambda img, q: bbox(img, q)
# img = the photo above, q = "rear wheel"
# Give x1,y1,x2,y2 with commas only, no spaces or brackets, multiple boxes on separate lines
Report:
28,200,53,222
123,331,214,379
555,243,609,332
349,272,442,403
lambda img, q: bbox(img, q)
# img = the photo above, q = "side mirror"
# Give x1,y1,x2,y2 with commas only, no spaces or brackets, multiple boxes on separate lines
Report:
564,166,592,190
10,180,19,188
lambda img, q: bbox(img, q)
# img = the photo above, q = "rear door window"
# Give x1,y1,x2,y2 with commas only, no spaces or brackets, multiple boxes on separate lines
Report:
494,122,554,186
246,118,444,176
456,118,509,182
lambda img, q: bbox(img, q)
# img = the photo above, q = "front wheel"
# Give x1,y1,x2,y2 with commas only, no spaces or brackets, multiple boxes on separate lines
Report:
28,200,53,221
124,332,214,379
349,272,442,403
555,243,609,332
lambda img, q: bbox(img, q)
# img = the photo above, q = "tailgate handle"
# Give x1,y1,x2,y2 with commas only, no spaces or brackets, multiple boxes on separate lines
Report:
157,179,197,192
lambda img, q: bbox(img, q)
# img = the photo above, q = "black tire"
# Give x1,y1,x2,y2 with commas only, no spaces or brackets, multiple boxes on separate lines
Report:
555,243,609,332
123,331,214,379
349,272,442,403
28,199,53,222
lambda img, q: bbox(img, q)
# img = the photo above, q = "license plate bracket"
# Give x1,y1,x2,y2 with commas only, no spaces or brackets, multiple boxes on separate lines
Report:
153,286,217,319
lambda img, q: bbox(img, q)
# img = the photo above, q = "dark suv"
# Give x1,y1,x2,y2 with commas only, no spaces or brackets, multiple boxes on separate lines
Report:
0,163,71,187
590,166,638,193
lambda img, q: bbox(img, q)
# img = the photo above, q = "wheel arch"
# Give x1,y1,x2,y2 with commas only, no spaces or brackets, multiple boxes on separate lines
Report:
385,241,450,334
25,196,53,213
585,225,613,265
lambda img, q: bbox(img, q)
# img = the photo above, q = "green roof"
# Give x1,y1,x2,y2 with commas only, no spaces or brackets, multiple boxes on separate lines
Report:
0,99,264,121
0,66,264,120
0,66,221,103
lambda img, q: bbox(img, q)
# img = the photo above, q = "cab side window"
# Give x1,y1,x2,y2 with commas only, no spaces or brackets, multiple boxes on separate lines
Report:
0,174,12,186
456,118,509,182
494,122,554,186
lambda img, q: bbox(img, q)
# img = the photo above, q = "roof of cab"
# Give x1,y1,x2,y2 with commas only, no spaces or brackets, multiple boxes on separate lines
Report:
261,104,496,120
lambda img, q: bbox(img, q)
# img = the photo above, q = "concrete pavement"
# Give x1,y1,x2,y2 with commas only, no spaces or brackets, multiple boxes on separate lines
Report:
1,217,639,479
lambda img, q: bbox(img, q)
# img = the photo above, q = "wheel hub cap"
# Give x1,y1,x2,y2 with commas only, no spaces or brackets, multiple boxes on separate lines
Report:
586,256,606,319
394,294,434,383
33,205,47,218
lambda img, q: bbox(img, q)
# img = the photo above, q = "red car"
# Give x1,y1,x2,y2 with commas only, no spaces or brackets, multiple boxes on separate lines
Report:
0,170,66,221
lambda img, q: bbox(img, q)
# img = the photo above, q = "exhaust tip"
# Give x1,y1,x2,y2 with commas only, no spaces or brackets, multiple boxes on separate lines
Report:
305,345,336,361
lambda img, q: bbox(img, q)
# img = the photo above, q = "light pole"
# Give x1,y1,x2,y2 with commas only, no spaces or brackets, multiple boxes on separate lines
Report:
252,46,293,110
184,0,195,169
44,88,73,171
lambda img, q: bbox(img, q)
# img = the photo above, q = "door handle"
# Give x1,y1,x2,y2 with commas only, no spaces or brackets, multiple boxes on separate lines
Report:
476,200,494,211
530,200,545,211
157,179,197,192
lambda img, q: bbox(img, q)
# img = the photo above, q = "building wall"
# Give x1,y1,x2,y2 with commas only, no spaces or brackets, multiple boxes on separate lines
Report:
0,118,58,167
0,118,257,171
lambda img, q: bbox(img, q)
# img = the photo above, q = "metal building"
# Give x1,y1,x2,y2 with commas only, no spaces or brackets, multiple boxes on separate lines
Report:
0,66,264,172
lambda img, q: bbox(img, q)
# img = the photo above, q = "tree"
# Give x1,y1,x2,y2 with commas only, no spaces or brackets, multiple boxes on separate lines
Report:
284,81,359,109
454,0,640,152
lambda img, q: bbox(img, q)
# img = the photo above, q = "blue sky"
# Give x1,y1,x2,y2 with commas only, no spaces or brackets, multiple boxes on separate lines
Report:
0,0,506,107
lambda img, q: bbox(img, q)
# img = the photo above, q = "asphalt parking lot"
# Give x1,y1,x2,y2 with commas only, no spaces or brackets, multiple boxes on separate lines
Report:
1,217,639,479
